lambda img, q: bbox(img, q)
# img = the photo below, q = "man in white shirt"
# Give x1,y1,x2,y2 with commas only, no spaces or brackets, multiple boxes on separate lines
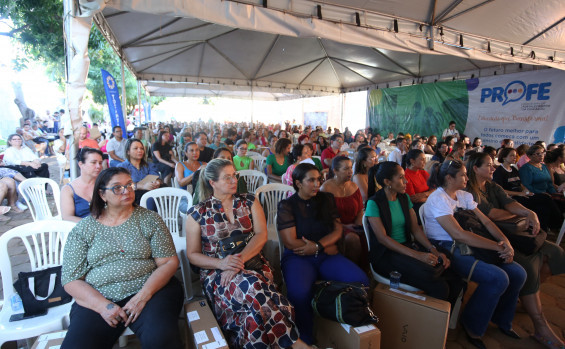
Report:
106,126,127,167
441,121,460,141
387,137,407,165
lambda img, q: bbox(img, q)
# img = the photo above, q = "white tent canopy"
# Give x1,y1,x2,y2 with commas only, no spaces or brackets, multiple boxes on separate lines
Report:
81,0,564,99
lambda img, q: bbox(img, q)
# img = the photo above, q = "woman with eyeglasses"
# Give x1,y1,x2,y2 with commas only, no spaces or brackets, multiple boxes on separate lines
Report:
186,159,311,348
61,167,184,349
277,163,369,345
465,152,565,349
232,140,255,171
61,148,104,222
519,145,556,195
423,160,526,349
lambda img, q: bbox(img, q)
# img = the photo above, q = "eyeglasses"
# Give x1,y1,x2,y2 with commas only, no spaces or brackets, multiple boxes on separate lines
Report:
101,182,136,195
221,173,240,182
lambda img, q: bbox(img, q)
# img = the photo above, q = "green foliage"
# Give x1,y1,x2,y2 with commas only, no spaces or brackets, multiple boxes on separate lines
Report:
1,0,163,116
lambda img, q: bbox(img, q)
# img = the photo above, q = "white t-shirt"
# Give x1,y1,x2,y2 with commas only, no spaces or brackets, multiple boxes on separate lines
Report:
387,147,404,165
423,187,477,241
3,146,39,165
106,138,127,160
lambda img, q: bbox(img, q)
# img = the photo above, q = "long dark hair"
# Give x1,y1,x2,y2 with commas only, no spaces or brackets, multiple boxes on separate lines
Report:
354,147,376,175
367,162,401,199
124,139,147,168
428,159,464,189
90,167,133,219
465,152,491,199
291,163,335,230
403,149,423,169
290,144,305,164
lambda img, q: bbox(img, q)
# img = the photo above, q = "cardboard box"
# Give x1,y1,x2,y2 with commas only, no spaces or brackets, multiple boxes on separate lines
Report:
315,316,381,349
371,283,450,349
185,300,228,349
31,330,67,349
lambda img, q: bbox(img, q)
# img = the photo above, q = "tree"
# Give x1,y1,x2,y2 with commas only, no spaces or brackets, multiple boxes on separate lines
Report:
1,0,162,120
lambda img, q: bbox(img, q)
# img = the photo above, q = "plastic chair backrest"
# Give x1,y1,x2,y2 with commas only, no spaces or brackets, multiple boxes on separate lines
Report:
274,214,285,260
255,183,295,227
238,170,267,194
0,220,76,305
18,178,62,221
248,153,267,173
419,204,427,234
140,188,192,239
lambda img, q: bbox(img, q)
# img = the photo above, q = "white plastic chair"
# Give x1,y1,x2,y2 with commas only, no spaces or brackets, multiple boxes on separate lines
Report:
555,217,565,246
248,153,267,173
362,215,421,292
18,178,62,221
0,220,76,348
238,170,268,194
255,183,295,229
140,188,192,253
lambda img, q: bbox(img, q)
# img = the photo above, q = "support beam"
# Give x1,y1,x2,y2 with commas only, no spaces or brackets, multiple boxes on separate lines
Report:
137,80,142,126
434,0,463,24
441,0,494,23
523,17,565,46
121,59,127,120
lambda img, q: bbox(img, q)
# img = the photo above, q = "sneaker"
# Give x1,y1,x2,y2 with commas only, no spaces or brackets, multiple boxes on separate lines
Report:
16,201,28,211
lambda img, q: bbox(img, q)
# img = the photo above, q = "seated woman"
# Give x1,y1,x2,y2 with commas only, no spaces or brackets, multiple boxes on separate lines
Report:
431,141,448,163
321,156,366,266
281,144,312,186
466,152,565,349
266,138,292,183
446,142,466,162
424,135,438,155
151,130,177,185
424,160,526,349
175,142,206,190
261,135,278,158
493,147,563,231
61,167,183,349
186,159,310,349
277,163,369,345
0,173,24,221
365,161,462,305
545,147,565,191
2,133,49,178
61,148,104,222
352,147,378,203
117,139,162,205
304,143,324,173
404,149,434,222
232,140,255,171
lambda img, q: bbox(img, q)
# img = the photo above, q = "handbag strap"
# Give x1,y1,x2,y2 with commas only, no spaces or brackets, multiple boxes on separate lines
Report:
450,241,479,282
28,273,57,301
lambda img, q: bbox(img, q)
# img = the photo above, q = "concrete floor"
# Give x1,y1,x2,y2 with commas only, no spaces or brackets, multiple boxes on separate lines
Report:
1,156,564,348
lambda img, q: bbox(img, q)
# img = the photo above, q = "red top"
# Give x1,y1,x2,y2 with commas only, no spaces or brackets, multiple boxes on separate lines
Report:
405,168,430,196
321,147,337,169
334,188,363,224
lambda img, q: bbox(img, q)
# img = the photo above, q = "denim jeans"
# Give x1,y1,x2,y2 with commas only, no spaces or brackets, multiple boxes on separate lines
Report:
434,240,526,337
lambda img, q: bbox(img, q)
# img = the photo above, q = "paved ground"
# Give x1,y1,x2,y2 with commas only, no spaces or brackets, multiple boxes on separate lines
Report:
1,157,564,348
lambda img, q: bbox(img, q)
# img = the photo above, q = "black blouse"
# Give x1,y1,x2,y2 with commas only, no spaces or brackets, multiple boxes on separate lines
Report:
276,192,339,243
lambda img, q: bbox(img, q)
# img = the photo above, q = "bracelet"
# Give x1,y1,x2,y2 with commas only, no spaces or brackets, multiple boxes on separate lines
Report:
314,241,322,258
428,245,437,252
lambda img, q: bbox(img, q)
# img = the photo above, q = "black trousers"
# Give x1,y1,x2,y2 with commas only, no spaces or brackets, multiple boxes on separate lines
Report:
3,164,49,179
513,193,563,231
61,278,184,349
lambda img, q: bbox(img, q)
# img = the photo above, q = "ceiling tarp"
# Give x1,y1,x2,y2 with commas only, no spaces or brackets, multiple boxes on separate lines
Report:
85,0,565,97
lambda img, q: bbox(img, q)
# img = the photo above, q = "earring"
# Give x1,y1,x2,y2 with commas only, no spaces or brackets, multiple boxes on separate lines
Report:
388,185,392,189
103,201,107,208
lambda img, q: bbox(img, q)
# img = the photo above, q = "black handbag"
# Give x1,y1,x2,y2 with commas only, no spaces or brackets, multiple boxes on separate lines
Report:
495,217,546,255
311,281,378,327
12,266,72,319
453,209,503,265
218,232,264,271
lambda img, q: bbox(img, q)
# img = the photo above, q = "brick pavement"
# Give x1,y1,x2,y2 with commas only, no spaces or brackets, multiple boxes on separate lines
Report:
1,156,563,348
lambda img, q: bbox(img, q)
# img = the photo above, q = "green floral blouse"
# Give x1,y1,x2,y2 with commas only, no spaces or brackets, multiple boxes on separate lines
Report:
62,206,176,302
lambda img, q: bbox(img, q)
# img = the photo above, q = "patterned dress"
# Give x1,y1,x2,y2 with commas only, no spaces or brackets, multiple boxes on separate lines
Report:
188,194,299,349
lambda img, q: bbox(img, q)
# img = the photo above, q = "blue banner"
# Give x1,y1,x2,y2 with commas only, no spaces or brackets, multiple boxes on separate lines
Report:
142,99,151,122
101,69,127,138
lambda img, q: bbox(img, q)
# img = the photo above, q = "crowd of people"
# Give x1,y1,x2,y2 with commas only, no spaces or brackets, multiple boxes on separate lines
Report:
2,116,564,349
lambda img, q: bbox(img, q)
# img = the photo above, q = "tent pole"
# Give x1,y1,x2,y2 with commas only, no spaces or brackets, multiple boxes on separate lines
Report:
137,80,142,126
250,87,254,126
121,60,127,123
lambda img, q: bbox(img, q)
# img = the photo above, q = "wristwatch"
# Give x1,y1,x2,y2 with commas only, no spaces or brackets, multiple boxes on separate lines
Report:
314,241,322,257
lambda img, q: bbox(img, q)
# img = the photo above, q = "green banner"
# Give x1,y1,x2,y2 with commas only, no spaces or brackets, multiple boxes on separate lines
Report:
367,80,469,137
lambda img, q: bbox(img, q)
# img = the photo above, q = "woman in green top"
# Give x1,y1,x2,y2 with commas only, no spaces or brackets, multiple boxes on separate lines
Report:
232,139,255,171
365,161,462,305
266,137,292,182
61,167,183,349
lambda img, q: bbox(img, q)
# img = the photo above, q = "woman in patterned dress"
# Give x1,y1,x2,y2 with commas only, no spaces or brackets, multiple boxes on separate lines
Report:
61,167,184,349
186,159,312,349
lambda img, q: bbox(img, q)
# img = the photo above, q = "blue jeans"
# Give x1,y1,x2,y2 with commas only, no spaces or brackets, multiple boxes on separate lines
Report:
435,240,526,337
281,249,369,344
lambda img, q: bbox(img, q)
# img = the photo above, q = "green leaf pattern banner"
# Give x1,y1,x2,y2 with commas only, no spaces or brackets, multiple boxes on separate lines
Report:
367,69,565,147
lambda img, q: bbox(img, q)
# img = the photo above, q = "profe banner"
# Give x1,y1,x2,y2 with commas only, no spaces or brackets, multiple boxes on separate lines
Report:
367,69,565,146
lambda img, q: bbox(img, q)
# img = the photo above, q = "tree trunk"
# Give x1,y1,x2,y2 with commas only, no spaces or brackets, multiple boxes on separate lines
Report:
11,81,37,126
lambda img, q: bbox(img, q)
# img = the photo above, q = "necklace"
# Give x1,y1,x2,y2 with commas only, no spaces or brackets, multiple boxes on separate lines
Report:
110,228,126,256
479,184,488,197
